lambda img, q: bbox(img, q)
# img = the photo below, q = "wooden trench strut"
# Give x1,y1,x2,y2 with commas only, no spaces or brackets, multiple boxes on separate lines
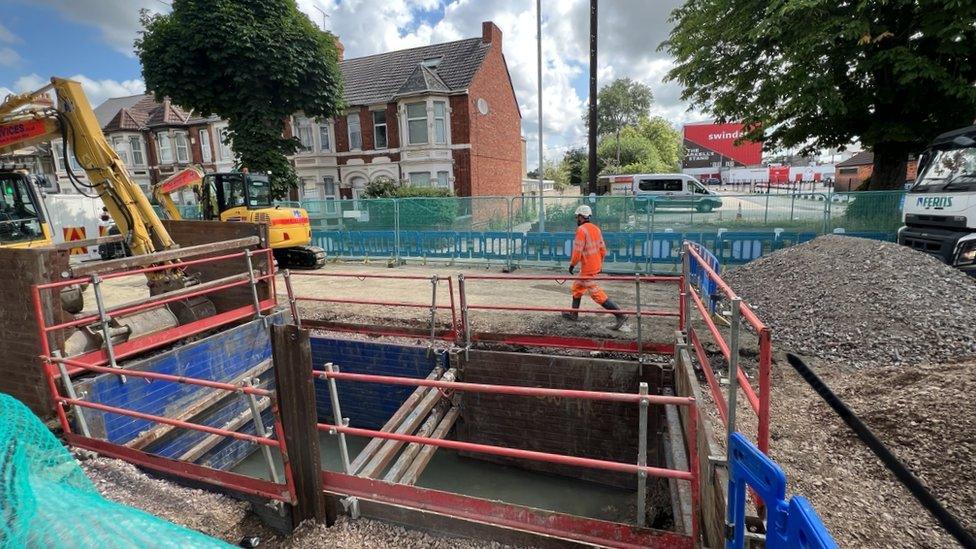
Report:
270,324,460,527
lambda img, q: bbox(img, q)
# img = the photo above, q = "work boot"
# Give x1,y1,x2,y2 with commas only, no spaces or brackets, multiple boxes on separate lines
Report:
601,299,628,331
561,297,582,321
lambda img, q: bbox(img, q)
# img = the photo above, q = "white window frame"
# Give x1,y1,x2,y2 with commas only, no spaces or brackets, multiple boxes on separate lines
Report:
372,110,388,150
406,102,428,145
433,101,447,145
111,135,130,166
174,131,190,163
216,126,233,162
318,119,332,152
198,129,212,163
156,132,174,164
294,115,315,152
129,135,146,166
436,170,450,189
408,172,432,187
347,113,362,151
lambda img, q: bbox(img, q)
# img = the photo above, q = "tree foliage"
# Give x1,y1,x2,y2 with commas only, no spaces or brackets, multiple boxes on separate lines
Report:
663,0,976,189
136,0,344,198
588,78,654,164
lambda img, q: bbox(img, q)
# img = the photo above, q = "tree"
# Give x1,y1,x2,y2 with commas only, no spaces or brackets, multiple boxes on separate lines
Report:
560,147,587,187
587,78,654,165
136,0,344,198
664,0,976,189
597,126,667,174
636,117,682,170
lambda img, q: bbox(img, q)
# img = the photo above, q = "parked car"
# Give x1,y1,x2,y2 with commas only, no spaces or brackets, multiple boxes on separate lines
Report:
704,177,722,186
632,173,724,212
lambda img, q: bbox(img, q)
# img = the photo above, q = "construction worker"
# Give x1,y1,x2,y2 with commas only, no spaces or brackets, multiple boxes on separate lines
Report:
561,205,627,330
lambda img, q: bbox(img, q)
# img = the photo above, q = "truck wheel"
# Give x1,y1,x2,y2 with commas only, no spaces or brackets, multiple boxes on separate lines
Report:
697,202,714,213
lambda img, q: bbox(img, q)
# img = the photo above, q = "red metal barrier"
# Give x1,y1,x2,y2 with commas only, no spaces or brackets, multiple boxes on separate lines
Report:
683,243,771,455
459,273,681,355
314,367,700,542
286,271,459,343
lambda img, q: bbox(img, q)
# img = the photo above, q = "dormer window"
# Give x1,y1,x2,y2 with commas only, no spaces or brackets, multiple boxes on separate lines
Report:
421,56,442,68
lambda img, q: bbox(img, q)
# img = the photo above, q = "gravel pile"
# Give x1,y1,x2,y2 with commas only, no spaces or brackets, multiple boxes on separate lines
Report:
724,235,976,368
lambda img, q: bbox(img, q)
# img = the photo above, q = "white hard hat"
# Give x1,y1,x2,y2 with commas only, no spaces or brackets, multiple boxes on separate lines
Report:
574,205,593,217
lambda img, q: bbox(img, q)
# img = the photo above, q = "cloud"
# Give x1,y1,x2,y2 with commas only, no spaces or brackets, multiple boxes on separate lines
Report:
0,21,20,44
29,0,163,57
0,47,22,67
9,73,144,108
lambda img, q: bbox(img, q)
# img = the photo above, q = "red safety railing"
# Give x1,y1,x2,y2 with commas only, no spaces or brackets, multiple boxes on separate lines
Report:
682,242,771,455
313,368,701,542
283,270,459,345
459,273,681,355
30,247,277,436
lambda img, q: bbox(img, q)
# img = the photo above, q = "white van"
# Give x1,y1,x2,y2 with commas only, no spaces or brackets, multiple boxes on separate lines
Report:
631,173,724,213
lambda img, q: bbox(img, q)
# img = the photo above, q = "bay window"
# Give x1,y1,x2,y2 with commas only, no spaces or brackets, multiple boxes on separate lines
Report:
409,172,431,187
406,102,428,145
433,101,446,144
175,132,189,163
295,116,314,152
199,129,212,163
156,132,173,163
130,136,146,166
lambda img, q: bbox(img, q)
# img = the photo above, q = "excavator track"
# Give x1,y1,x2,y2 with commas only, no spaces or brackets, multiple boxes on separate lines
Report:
274,245,326,270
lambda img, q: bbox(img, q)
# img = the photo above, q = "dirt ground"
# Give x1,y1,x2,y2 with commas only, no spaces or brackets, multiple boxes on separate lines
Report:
695,334,976,548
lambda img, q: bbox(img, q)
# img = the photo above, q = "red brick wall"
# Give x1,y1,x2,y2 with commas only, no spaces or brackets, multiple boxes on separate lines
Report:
359,106,373,151
452,149,471,196
386,103,400,149
466,29,523,197
450,95,469,144
334,115,349,153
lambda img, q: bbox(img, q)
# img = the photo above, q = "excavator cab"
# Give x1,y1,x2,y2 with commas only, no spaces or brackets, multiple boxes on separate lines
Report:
0,171,51,248
198,172,325,269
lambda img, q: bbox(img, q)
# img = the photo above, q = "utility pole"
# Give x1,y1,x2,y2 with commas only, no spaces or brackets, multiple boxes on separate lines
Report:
587,0,598,195
537,0,545,232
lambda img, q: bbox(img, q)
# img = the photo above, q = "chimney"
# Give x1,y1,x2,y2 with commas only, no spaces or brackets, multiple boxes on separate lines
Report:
482,21,502,46
335,36,345,61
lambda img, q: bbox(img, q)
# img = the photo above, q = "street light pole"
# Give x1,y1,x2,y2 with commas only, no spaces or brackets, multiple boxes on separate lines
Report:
587,0,598,195
537,0,546,232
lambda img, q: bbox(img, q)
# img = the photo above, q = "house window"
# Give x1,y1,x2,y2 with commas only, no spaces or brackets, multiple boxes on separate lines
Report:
347,113,362,150
175,132,190,163
217,127,233,162
409,172,431,187
422,56,442,68
111,136,130,165
157,132,174,163
199,129,212,163
129,136,146,166
436,170,450,189
433,101,446,144
295,116,314,152
318,120,331,152
53,141,82,172
373,110,388,149
839,167,858,175
323,176,337,214
406,102,428,145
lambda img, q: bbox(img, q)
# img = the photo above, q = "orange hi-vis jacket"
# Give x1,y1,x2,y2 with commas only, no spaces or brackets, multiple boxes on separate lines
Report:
570,222,607,277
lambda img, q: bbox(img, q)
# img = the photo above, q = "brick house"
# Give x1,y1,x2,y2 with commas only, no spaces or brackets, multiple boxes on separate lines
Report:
834,151,918,191
289,21,522,203
50,94,233,197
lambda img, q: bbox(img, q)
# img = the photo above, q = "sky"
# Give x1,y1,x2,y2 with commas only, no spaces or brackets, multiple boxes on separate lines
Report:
0,0,703,170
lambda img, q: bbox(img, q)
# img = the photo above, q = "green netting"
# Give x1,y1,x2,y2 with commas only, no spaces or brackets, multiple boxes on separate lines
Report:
0,393,231,548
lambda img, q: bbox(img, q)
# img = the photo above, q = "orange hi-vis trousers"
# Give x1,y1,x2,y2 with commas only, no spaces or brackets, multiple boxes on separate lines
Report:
572,278,608,304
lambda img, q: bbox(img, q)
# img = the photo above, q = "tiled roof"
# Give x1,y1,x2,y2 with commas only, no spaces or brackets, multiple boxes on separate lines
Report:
836,151,873,167
99,94,192,132
395,64,451,98
93,94,148,128
340,37,489,106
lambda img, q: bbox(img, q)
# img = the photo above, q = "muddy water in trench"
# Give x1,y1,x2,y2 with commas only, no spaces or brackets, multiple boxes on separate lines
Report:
232,433,639,523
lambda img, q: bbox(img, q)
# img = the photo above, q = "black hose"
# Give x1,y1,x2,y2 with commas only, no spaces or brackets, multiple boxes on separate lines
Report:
785,353,976,549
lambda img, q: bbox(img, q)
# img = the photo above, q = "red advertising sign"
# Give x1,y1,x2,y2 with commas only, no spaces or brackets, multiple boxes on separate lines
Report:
682,122,762,169
0,119,48,148
768,166,790,184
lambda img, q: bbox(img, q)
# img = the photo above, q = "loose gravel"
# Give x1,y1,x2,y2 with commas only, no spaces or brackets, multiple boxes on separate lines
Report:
724,235,976,368
79,451,520,548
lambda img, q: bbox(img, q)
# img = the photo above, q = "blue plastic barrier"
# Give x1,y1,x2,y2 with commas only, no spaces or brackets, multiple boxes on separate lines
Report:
687,242,722,313
727,432,837,549
718,231,777,264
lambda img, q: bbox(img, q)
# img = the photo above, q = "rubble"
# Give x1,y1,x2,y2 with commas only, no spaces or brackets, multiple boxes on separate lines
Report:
724,235,976,368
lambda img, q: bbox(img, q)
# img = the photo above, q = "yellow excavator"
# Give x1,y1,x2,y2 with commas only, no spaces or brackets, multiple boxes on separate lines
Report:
154,166,325,269
0,76,218,350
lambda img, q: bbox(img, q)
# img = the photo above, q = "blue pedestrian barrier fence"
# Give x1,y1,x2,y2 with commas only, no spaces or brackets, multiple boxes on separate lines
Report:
687,241,722,313
726,432,837,549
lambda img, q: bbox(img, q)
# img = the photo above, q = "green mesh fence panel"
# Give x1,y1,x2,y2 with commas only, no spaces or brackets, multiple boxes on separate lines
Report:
0,393,231,548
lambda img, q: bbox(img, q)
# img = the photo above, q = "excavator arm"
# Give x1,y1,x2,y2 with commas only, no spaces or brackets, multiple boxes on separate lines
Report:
0,77,178,261
152,166,206,221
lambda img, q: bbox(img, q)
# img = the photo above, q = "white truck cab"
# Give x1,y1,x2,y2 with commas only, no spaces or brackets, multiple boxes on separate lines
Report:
899,125,976,274
631,173,723,213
